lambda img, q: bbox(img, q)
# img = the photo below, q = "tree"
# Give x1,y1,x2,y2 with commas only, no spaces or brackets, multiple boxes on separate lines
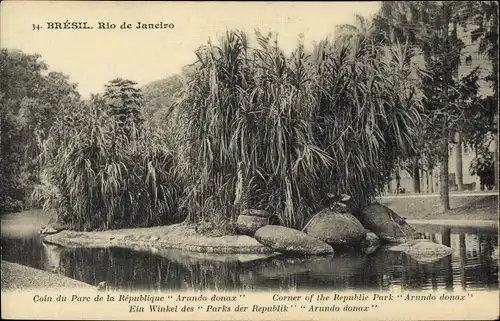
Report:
373,2,483,207
103,78,145,137
0,49,79,214
457,1,499,190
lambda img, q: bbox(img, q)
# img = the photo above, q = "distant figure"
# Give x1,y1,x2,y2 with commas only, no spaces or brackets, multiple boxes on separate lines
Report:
395,171,401,195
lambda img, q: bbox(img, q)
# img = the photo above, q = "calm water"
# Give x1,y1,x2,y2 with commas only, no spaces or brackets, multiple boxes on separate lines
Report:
1,224,498,292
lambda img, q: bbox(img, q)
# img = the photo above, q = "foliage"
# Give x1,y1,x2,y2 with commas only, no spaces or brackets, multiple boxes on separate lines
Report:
34,81,183,231
173,29,421,230
462,96,497,151
141,65,198,135
142,75,183,124
103,78,145,136
469,152,495,190
373,2,488,170
457,1,498,95
0,49,80,214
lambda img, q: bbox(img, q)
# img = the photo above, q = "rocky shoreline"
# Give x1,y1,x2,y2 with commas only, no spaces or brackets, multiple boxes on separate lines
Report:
41,219,497,255
11,201,498,259
43,223,277,254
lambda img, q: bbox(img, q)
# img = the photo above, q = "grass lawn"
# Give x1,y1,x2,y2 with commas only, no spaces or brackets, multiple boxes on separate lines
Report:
379,195,498,221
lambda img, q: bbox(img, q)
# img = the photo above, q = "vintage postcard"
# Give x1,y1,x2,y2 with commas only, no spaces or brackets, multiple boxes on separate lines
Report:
1,1,499,320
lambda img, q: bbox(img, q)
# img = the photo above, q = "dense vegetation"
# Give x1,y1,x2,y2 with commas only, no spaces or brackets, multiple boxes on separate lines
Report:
173,30,420,230
0,49,80,214
33,81,183,231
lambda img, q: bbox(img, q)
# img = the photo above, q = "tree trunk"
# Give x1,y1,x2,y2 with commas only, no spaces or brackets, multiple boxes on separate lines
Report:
429,167,434,193
420,168,425,192
455,132,464,191
439,2,450,211
426,169,430,193
412,156,421,193
439,137,450,211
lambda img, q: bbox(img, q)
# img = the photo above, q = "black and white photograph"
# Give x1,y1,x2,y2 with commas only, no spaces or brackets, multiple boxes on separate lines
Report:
1,1,498,320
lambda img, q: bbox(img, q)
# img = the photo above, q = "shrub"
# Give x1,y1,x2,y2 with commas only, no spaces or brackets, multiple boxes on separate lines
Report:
34,91,183,231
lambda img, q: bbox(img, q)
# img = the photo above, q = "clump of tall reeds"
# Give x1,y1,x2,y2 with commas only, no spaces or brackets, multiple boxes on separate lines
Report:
174,30,421,231
34,84,183,231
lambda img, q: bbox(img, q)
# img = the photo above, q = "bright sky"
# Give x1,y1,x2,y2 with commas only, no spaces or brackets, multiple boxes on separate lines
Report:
1,1,381,99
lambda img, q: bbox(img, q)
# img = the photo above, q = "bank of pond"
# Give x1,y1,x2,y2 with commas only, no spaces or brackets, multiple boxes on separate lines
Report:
2,200,497,292
2,220,497,292
39,202,452,261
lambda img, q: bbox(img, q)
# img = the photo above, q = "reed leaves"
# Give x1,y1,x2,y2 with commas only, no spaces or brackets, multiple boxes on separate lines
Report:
34,88,183,231
34,29,420,233
175,30,420,230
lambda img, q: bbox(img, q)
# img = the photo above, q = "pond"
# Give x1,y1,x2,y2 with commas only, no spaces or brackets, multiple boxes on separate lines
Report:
1,219,498,292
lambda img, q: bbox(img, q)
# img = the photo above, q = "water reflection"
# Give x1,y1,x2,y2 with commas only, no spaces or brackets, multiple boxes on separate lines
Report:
1,226,498,292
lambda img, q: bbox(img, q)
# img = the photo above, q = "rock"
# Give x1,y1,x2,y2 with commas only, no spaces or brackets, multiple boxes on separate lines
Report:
361,232,381,254
241,209,272,218
254,225,334,255
363,232,380,247
387,239,452,263
304,210,366,247
359,203,420,242
237,215,269,236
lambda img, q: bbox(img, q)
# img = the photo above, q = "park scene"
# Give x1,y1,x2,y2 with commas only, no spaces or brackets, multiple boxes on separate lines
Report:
1,1,498,293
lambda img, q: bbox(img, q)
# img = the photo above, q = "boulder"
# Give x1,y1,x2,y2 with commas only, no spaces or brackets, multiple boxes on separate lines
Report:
254,225,334,255
304,210,366,247
361,232,381,254
387,239,452,263
359,203,420,242
237,215,269,236
363,232,380,247
241,209,272,218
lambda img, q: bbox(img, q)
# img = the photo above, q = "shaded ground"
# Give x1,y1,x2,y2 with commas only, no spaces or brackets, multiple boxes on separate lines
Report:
1,260,94,291
379,195,498,221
